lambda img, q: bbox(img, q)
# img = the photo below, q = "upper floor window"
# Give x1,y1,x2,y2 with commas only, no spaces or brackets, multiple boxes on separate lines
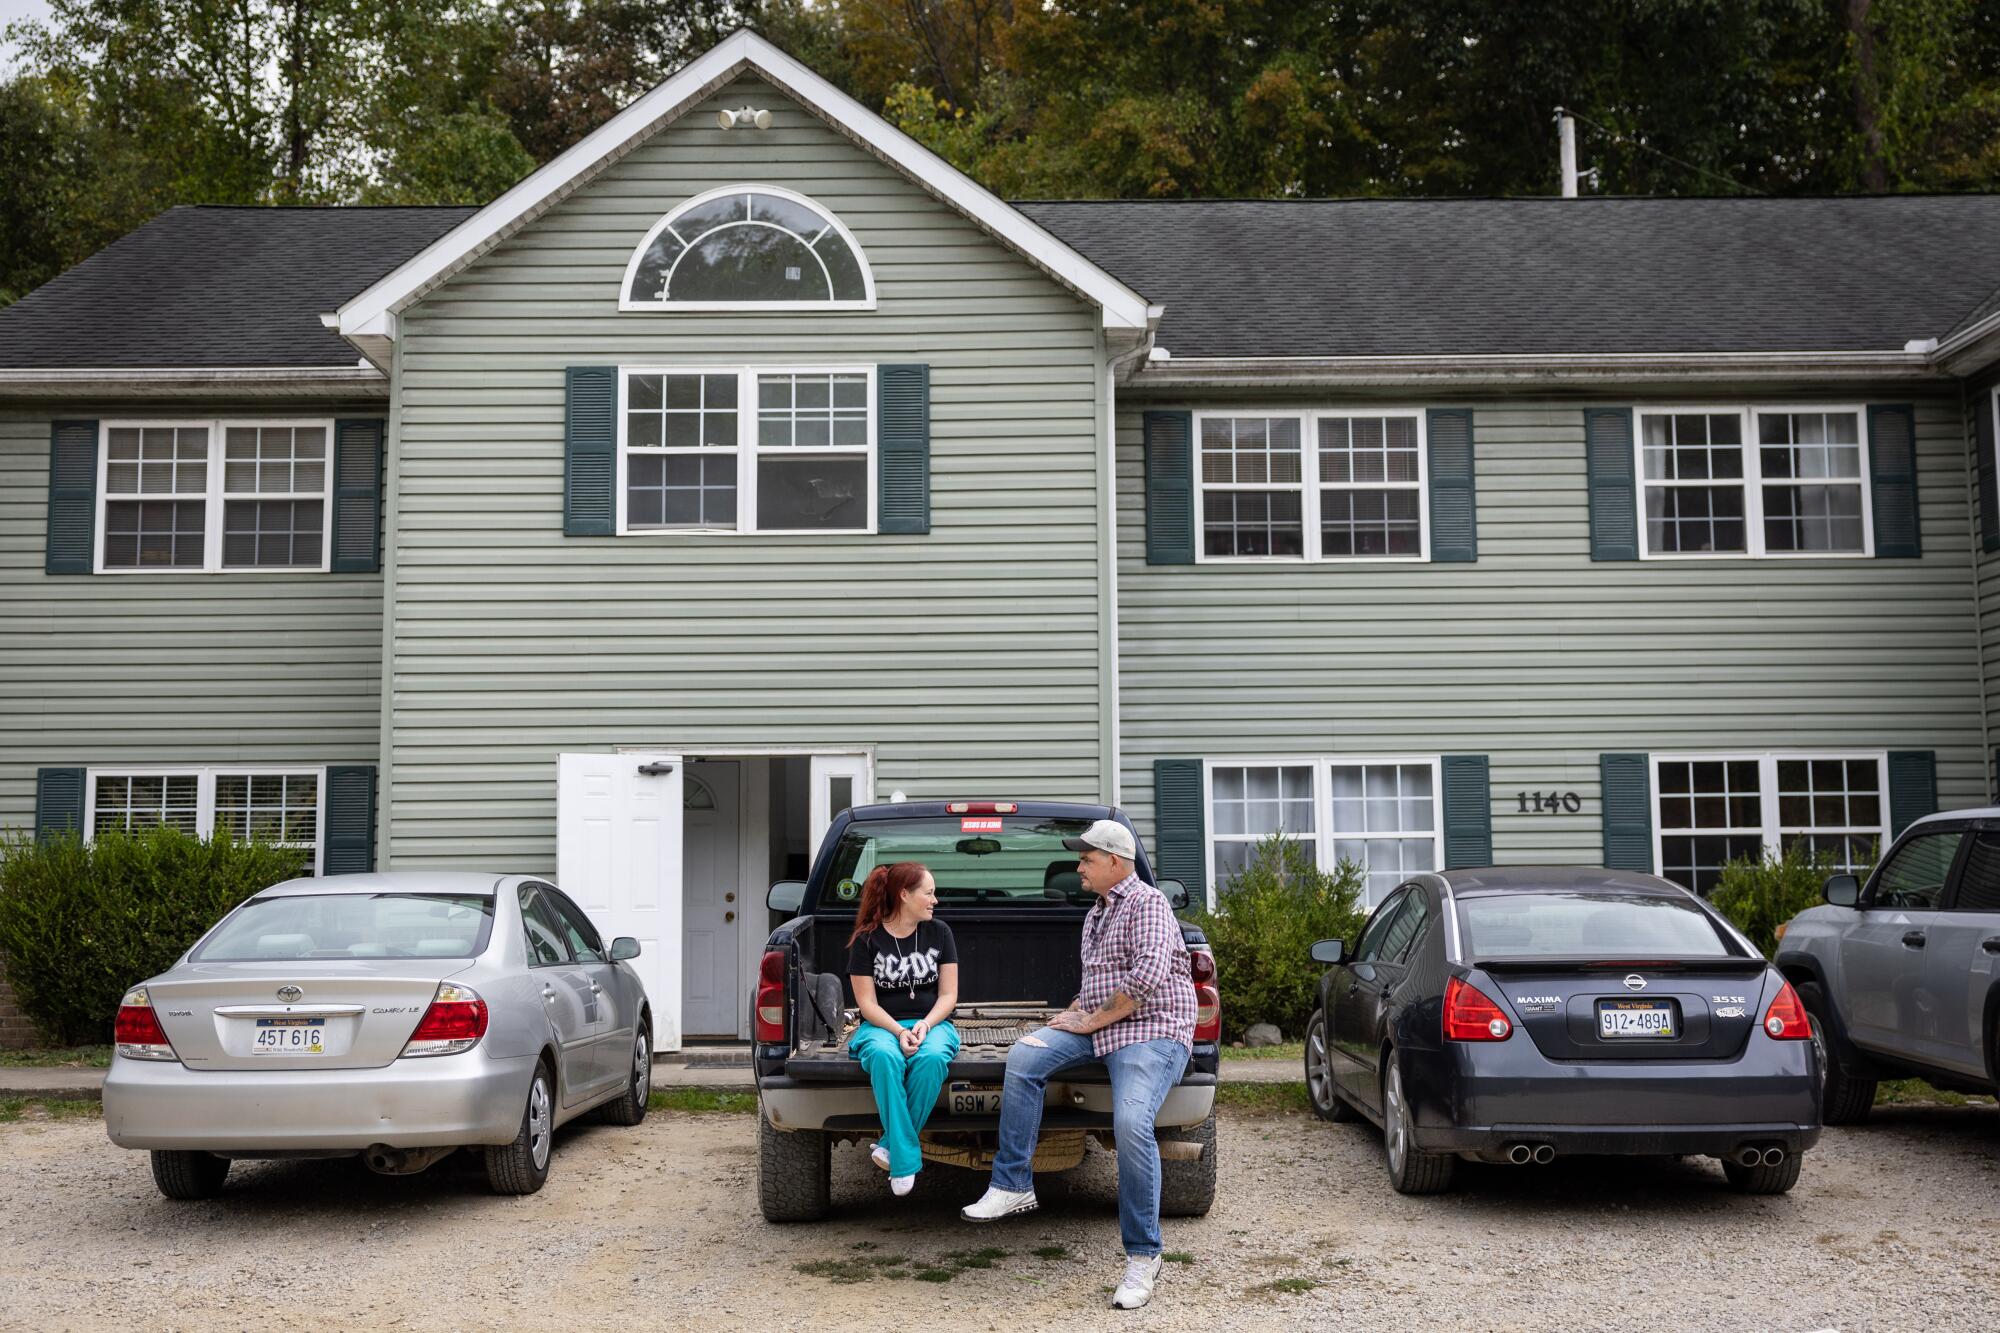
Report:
1195,410,1428,562
96,420,331,573
1637,407,1873,559
621,186,875,310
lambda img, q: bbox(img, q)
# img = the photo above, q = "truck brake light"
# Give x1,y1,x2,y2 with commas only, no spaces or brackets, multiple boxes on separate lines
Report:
755,950,788,1042
946,802,1017,814
1190,948,1220,1042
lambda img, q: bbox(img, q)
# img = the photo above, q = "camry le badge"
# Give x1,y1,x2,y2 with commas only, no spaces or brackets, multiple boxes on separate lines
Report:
1623,974,1646,992
276,985,303,1003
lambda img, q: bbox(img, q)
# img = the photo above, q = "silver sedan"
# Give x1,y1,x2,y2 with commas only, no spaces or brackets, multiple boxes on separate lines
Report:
103,872,652,1198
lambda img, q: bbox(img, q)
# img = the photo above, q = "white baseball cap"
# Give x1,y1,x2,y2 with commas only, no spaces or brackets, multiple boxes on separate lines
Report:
1063,819,1137,861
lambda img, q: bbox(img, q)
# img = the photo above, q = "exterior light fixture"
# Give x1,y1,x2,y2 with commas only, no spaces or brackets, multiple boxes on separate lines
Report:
716,107,773,130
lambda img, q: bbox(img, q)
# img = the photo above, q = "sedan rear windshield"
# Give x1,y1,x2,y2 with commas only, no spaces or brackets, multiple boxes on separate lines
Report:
821,816,1104,906
195,893,496,961
1458,892,1735,959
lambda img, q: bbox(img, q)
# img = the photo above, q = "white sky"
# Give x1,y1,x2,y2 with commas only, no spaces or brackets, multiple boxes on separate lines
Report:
0,0,53,74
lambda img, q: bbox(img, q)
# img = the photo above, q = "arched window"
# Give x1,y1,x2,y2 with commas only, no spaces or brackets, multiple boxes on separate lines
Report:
621,185,874,310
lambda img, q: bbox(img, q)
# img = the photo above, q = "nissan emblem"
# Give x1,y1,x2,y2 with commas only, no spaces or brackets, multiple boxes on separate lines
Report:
1622,974,1646,992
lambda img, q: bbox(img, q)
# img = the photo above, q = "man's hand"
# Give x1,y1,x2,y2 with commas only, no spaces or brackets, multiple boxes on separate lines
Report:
1047,1008,1093,1035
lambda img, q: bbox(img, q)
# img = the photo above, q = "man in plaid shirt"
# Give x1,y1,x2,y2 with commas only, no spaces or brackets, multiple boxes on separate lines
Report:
961,819,1195,1311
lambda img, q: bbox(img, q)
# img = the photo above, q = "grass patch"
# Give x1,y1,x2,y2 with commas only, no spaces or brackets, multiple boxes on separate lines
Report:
943,1247,1008,1270
0,1045,111,1069
648,1089,755,1114
1219,1041,1304,1063
796,1245,1007,1287
913,1269,957,1283
1031,1245,1070,1260
0,1098,23,1123
1876,1079,1993,1108
1250,1277,1318,1296
795,1259,876,1285
1216,1081,1311,1115
1162,1251,1194,1265
0,1098,100,1123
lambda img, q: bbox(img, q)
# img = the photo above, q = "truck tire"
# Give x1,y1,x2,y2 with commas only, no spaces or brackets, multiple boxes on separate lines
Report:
485,1061,555,1195
757,1109,831,1222
150,1150,229,1200
1157,1112,1217,1217
1798,981,1874,1125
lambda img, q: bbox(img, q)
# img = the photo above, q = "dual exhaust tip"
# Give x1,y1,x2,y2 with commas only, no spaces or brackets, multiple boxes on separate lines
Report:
1736,1145,1786,1168
1505,1142,1555,1165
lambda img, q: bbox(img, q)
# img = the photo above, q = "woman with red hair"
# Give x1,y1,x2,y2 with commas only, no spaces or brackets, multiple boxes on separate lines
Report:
846,860,960,1196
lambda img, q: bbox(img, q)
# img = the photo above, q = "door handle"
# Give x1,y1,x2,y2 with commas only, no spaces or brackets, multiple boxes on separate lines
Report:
589,982,602,995
725,911,736,923
724,892,736,903
1902,930,1927,948
542,987,556,1002
1981,937,2000,955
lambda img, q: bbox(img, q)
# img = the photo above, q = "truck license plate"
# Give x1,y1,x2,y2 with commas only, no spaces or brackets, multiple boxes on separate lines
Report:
948,1082,1001,1115
1597,1000,1675,1039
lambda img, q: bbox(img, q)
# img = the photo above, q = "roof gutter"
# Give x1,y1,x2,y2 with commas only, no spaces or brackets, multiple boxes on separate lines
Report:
1933,309,2000,378
0,365,388,399
1126,349,1942,390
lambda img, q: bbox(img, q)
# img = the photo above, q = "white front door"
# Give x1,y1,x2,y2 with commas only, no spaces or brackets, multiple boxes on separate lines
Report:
557,752,684,1051
808,753,873,866
681,761,743,1039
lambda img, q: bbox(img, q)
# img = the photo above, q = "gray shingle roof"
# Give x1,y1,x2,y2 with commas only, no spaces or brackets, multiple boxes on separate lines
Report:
1016,196,2000,359
0,205,474,370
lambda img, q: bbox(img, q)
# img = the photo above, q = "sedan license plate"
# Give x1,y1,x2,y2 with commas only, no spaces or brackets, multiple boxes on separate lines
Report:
1597,1000,1676,1039
947,1082,1001,1116
252,1017,327,1054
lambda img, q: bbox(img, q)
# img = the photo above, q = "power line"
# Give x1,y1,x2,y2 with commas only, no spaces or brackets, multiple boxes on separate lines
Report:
1556,106,1761,196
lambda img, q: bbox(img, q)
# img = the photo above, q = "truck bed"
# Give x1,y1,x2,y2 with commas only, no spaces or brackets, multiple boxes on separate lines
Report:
784,1003,1061,1077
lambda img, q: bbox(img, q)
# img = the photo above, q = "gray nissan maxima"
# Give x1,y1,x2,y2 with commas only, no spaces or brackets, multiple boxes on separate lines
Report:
1303,866,1822,1196
104,872,652,1199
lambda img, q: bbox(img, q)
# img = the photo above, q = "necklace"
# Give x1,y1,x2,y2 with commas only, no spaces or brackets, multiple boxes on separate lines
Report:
886,922,917,999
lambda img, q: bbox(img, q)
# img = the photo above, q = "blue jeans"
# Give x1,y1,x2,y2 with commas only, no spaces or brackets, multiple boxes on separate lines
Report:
989,1028,1191,1257
849,1019,961,1177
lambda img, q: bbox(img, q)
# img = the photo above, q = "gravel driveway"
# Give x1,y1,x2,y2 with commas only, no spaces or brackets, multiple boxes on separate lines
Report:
2,1097,1995,1332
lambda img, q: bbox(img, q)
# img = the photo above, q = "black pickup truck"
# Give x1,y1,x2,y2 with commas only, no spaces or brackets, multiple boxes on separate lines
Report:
751,800,1221,1222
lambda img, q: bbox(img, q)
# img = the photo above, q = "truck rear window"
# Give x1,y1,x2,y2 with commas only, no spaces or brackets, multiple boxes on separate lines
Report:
820,817,1103,906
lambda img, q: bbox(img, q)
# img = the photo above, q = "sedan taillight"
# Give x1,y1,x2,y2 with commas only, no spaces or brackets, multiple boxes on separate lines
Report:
399,982,488,1058
1761,979,1811,1040
1443,976,1512,1042
114,986,179,1062
755,950,788,1043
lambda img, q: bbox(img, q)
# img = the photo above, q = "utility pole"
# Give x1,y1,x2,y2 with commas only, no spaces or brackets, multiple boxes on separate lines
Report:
1556,107,1579,197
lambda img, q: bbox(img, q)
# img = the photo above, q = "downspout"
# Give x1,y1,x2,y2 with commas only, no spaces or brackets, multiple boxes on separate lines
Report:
1968,379,1995,800
1103,317,1161,806
376,336,405,869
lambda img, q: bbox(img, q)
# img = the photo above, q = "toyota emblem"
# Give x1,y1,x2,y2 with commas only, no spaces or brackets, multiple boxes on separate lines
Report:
276,985,303,1003
1622,974,1647,992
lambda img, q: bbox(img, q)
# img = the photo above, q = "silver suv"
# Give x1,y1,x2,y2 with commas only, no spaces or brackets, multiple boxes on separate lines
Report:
1777,808,2000,1122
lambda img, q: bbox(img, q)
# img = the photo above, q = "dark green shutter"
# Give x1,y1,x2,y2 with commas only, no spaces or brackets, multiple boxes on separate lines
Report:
324,764,377,874
45,420,97,574
1440,755,1492,868
1600,753,1653,872
1144,411,1195,565
1866,404,1920,559
1992,746,2000,804
563,366,616,536
1887,751,1937,838
877,363,931,534
1426,408,1477,562
1152,758,1206,902
331,419,384,572
1585,407,1639,561
1976,390,1999,554
34,767,85,842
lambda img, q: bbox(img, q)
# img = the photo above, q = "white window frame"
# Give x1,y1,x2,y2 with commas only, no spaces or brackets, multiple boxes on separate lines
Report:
94,419,334,575
1200,754,1444,911
82,765,327,875
616,365,877,536
1633,405,1874,560
1191,408,1429,563
617,183,878,312
1648,751,1891,884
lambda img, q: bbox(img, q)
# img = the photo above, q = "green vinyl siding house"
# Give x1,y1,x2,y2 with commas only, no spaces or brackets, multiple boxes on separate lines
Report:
8,29,2000,1044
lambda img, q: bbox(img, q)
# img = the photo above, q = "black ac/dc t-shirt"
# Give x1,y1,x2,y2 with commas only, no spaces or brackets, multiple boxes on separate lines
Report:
846,919,958,1020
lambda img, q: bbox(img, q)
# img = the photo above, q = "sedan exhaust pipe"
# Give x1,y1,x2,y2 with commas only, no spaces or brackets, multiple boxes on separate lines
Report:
1736,1146,1764,1168
1507,1143,1533,1165
1531,1143,1554,1165
1760,1146,1786,1167
363,1144,457,1176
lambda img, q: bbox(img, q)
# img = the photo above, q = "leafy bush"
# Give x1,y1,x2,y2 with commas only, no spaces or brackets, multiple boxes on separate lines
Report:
0,826,306,1045
1707,841,1870,958
1191,834,1366,1041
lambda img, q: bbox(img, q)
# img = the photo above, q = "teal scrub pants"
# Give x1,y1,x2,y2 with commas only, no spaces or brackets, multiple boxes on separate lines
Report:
848,1018,961,1178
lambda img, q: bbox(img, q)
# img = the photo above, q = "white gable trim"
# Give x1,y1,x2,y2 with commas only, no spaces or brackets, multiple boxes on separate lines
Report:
335,29,1151,341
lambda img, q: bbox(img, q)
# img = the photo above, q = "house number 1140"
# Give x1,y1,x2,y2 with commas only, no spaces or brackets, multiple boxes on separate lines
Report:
1517,791,1582,814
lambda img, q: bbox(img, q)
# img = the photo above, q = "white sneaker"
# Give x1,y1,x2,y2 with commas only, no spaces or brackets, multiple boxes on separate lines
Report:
890,1173,915,1196
869,1142,890,1171
959,1185,1038,1222
1110,1254,1163,1310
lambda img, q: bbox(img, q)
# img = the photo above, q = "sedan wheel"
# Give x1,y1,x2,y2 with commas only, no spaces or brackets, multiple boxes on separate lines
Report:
1306,1010,1354,1122
1382,1055,1455,1195
485,1063,555,1195
598,1025,652,1126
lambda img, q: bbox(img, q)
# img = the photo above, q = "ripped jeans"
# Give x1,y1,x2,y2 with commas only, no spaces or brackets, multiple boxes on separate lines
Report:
989,1027,1191,1256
